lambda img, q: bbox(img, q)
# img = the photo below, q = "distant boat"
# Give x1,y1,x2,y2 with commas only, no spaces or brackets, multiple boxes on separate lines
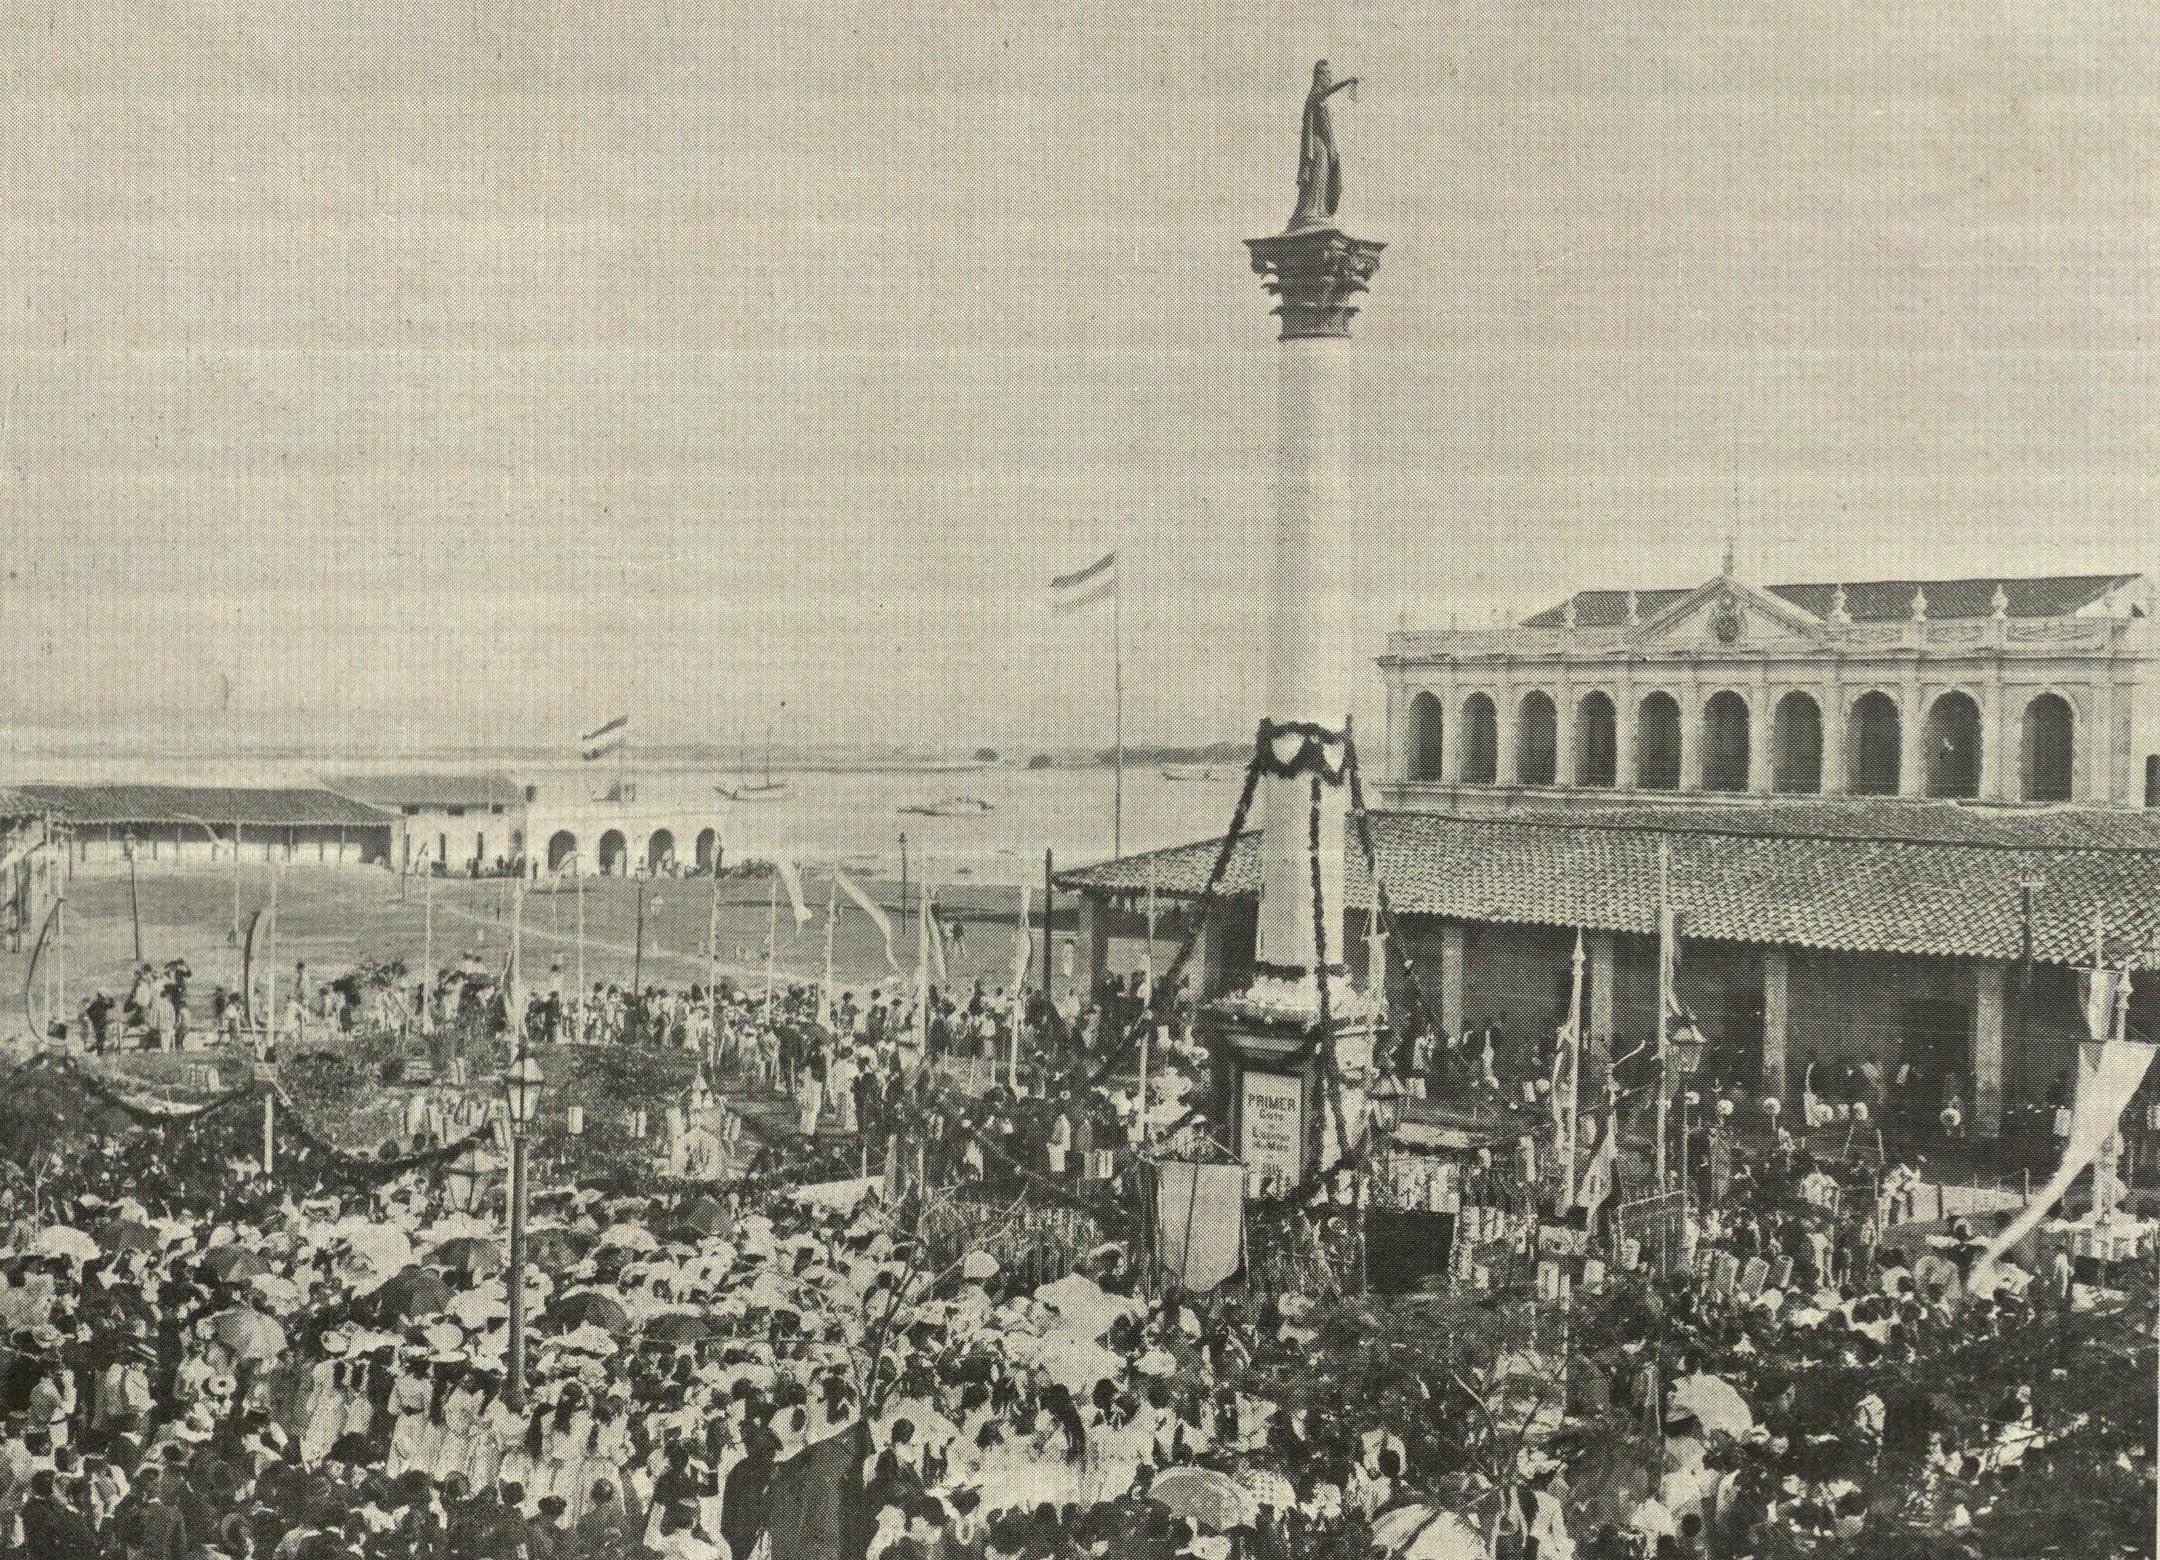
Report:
1161,766,1220,782
898,795,996,818
721,724,788,801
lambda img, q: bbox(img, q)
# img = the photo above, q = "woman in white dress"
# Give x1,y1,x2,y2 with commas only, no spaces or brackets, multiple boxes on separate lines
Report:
541,1383,595,1513
297,1338,353,1466
384,1354,435,1477
434,1365,485,1484
579,1388,636,1525
466,1371,522,1493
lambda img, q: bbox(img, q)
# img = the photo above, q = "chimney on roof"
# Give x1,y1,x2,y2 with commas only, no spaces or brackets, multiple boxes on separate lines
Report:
1625,590,1640,626
1910,587,1928,623
1989,583,2009,620
1560,597,1578,631
1828,584,1850,625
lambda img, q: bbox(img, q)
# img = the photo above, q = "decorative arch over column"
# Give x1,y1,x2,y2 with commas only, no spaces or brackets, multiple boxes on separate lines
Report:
1458,693,1498,784
1515,691,1558,786
1700,690,1751,792
1846,692,1902,796
1407,690,1446,781
1636,692,1682,790
1770,692,1823,794
1923,691,1983,799
2019,692,2076,802
1573,691,1617,788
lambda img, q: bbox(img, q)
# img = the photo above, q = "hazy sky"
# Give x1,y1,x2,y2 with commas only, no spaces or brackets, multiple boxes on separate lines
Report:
3,1,2158,754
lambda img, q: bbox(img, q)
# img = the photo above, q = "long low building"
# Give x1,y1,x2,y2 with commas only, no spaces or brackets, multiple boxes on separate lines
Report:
11,783,394,868
1058,796,2160,1139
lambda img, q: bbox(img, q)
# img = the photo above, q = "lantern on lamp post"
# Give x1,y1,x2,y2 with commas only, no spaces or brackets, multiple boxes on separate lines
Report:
1671,1022,1707,1225
502,1047,545,1409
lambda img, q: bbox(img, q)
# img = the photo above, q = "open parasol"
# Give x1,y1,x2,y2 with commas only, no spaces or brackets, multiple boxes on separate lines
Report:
362,1266,454,1324
1368,1506,1487,1559
548,1290,633,1334
212,1306,288,1362
426,1237,505,1280
1147,1467,1256,1531
98,1219,159,1255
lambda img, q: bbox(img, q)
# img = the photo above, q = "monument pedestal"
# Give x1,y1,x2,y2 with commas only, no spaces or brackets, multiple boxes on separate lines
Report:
1203,977,1378,1193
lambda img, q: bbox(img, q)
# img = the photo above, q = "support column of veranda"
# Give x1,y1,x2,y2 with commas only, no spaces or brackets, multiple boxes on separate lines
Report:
1206,179,1385,1185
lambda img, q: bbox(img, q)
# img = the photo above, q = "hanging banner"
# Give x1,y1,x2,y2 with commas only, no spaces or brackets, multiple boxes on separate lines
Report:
1155,1160,1244,1291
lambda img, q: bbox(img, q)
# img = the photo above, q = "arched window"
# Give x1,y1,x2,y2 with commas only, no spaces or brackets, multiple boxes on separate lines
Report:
598,829,629,876
2148,756,2160,808
1407,691,1445,781
1459,693,1498,784
1701,691,1751,792
1847,692,1901,796
1573,692,1617,788
2020,693,2075,802
694,827,719,872
646,829,677,873
547,830,579,872
1516,692,1558,786
1771,692,1823,794
1924,692,1983,798
1637,692,1681,790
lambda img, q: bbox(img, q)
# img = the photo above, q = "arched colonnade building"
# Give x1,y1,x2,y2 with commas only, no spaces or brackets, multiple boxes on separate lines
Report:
1381,571,2158,811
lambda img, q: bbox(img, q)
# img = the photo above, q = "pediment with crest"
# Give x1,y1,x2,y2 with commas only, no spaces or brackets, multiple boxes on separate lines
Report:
1627,576,1829,650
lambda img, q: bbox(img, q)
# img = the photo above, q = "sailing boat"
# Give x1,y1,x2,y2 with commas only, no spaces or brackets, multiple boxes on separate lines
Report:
717,724,788,802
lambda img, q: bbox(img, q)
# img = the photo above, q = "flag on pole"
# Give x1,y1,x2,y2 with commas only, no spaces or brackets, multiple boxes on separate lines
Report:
579,715,628,760
819,876,839,1032
1049,550,1118,613
925,887,949,987
773,858,812,931
1011,884,1033,989
1974,1034,2157,1285
1574,1105,1618,1213
834,871,900,973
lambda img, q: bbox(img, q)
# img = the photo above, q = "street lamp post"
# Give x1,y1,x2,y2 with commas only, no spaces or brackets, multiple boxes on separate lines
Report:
1672,1025,1707,1253
502,1048,546,1409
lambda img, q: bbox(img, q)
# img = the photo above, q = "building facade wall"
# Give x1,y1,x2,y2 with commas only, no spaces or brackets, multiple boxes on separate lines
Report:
67,822,388,869
1380,597,2158,809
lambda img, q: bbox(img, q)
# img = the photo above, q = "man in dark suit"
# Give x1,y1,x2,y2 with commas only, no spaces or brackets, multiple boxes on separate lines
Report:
20,1468,99,1557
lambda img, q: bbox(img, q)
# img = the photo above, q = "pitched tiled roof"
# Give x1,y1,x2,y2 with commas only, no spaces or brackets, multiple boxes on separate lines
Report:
1058,805,2160,965
1523,573,2139,629
10,784,390,829
323,771,526,809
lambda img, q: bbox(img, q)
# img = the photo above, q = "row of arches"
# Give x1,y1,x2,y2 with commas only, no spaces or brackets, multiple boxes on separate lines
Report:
1405,687,2078,801
543,826,721,876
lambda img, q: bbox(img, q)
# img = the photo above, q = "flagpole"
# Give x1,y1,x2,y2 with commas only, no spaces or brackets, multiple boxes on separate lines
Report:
762,874,778,1022
1113,572,1124,861
1138,864,1156,1149
707,862,722,1060
820,874,838,1032
575,858,587,1044
1565,930,1585,1210
1656,840,1672,1198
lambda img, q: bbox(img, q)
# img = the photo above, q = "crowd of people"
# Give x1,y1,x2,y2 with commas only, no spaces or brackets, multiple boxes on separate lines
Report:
0,931,2142,1560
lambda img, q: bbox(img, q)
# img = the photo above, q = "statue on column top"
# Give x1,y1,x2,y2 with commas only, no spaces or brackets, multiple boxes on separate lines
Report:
1290,60,1360,230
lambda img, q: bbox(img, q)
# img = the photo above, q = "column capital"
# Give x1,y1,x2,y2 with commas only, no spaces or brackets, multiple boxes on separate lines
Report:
1246,226,1386,340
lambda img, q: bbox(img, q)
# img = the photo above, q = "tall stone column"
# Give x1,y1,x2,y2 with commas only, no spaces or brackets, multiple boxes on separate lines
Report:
1207,188,1385,1182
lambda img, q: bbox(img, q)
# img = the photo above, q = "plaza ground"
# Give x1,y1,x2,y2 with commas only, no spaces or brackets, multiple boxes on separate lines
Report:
17,864,1082,1010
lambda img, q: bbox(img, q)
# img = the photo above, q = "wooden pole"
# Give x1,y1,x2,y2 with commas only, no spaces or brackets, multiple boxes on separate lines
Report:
1565,930,1585,1210
1656,841,1672,1199
575,860,587,1044
1112,574,1124,861
1043,849,1055,997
